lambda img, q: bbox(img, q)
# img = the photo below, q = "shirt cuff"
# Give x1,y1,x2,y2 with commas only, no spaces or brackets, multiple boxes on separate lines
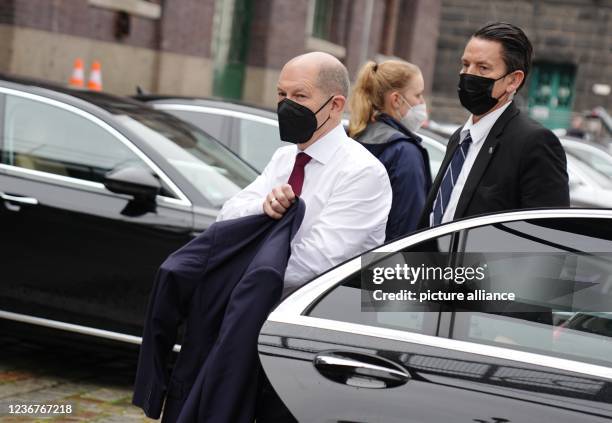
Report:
243,199,265,217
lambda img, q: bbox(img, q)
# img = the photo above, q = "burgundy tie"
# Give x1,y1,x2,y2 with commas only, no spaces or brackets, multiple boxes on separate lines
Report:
287,152,312,196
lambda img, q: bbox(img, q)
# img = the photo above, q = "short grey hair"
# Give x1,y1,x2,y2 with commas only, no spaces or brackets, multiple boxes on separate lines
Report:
317,62,350,98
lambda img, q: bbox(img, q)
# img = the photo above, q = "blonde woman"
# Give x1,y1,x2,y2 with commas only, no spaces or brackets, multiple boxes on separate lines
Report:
349,60,432,240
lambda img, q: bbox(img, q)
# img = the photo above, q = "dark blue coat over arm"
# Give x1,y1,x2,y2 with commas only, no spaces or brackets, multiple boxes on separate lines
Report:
132,199,305,422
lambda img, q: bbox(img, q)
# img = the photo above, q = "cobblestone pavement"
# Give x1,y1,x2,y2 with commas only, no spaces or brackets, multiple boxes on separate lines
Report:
0,335,156,422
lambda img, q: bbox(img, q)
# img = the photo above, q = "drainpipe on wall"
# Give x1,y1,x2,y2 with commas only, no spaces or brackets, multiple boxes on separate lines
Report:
358,0,374,68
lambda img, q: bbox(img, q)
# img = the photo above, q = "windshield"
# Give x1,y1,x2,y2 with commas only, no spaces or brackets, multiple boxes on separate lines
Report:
112,107,258,207
568,153,612,190
564,142,612,179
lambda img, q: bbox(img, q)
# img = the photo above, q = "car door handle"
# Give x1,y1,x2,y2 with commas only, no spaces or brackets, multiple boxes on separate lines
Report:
314,351,410,389
1,192,39,205
1,192,39,212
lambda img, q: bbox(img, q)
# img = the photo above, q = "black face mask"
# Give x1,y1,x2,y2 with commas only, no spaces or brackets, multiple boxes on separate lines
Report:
458,73,509,116
277,96,333,144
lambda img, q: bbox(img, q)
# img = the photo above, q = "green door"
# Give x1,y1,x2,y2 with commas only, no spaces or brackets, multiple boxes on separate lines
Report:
528,63,576,130
212,0,253,100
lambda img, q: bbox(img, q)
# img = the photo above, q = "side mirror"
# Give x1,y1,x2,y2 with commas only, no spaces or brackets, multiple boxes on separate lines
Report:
104,166,161,200
104,167,161,217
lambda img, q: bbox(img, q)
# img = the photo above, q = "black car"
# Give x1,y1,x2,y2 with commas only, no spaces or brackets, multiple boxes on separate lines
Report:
0,75,258,340
259,208,612,422
135,95,448,176
135,95,285,172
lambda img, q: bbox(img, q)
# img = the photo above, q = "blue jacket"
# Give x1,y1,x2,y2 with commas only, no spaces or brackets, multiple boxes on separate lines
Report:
356,114,432,240
132,200,305,423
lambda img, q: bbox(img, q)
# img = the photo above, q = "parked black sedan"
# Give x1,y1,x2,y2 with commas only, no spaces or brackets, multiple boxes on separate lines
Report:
135,95,284,172
0,75,258,340
135,95,448,176
260,208,612,422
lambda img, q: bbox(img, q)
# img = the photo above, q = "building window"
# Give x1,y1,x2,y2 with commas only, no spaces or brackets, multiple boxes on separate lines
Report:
88,0,161,19
306,0,349,59
312,0,334,41
379,0,400,56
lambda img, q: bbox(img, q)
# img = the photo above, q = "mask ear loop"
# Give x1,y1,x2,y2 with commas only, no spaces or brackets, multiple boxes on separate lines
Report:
314,95,335,114
397,93,413,121
492,71,516,103
314,95,335,131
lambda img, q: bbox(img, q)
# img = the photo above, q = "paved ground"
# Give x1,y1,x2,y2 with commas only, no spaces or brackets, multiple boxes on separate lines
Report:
0,335,156,422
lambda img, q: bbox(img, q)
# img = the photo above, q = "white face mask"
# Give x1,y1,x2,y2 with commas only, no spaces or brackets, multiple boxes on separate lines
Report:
399,96,428,132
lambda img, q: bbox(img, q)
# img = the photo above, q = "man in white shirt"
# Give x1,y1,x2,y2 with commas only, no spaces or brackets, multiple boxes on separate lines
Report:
419,22,568,228
217,51,392,291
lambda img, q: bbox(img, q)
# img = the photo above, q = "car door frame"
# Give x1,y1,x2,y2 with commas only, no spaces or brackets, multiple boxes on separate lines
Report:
259,209,612,422
264,209,612,381
0,85,192,209
0,85,197,341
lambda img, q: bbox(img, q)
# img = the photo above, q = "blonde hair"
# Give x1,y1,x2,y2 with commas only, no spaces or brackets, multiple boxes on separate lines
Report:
348,60,421,138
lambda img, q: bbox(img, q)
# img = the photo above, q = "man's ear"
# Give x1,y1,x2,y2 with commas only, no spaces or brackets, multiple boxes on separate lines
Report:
507,70,525,93
331,95,346,113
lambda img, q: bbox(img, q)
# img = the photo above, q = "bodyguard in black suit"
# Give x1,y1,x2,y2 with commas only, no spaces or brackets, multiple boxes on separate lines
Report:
419,22,569,228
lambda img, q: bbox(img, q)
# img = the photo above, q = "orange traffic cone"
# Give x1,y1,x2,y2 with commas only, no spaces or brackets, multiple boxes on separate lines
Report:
68,58,85,88
87,60,103,91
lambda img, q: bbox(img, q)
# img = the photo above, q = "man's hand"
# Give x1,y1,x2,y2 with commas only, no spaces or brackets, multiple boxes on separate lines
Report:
263,184,296,219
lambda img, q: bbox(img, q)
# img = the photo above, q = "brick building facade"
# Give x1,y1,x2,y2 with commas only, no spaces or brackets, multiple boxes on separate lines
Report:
0,0,441,108
431,0,612,128
0,0,216,96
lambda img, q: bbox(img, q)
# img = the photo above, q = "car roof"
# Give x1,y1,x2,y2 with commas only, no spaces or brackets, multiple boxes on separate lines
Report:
137,94,451,146
561,137,612,155
0,73,161,115
134,94,277,117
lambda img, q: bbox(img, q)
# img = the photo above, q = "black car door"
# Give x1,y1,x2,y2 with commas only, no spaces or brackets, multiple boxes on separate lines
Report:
259,214,612,422
0,90,194,336
259,233,458,423
443,215,612,420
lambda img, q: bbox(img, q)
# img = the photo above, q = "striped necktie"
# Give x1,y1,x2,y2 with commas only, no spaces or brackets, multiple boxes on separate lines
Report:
432,131,473,225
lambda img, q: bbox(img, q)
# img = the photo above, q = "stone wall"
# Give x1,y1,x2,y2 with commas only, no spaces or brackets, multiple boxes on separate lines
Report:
431,0,612,124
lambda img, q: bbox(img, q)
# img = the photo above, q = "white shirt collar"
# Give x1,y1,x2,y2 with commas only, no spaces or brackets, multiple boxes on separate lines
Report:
300,122,345,165
461,101,513,145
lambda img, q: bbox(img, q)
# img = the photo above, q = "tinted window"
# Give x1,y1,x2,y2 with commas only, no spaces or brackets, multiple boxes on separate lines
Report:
112,108,258,207
1,94,146,183
237,118,286,172
421,137,445,176
453,217,612,367
565,143,612,179
163,109,232,147
164,107,284,173
568,152,612,189
307,235,452,335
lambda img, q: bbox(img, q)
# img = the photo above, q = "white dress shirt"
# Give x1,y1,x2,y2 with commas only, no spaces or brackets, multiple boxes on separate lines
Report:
432,101,513,225
217,122,392,289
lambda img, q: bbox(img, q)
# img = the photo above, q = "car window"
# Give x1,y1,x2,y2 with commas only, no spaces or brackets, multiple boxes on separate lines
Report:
453,218,612,367
565,143,612,179
113,110,257,207
568,152,612,189
237,118,287,172
307,234,452,336
1,94,148,184
162,107,285,173
421,137,445,176
162,109,233,148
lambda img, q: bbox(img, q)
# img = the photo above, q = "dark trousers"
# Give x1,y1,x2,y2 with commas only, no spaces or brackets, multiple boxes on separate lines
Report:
255,363,297,423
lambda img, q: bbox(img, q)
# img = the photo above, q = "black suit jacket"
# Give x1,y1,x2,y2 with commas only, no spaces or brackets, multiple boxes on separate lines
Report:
132,200,305,423
418,102,569,228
